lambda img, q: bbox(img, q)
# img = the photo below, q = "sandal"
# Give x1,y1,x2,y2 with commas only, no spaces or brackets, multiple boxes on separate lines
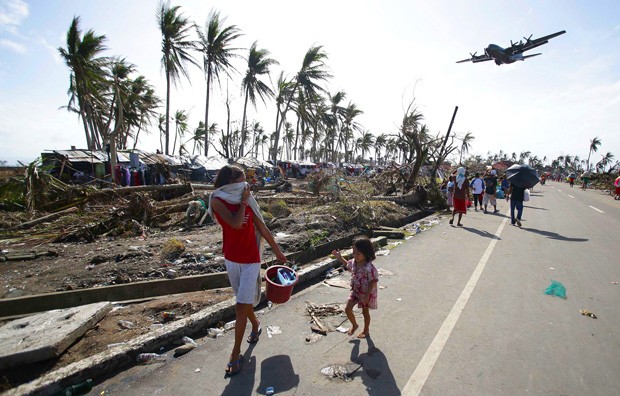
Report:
247,323,262,344
225,355,243,376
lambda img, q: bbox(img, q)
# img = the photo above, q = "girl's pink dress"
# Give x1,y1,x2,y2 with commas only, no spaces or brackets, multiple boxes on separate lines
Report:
346,259,379,309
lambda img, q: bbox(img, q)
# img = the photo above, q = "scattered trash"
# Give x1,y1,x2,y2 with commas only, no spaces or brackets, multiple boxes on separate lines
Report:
266,325,282,338
182,336,197,346
207,328,224,338
396,298,402,302
174,343,196,356
224,320,236,330
580,309,597,319
544,280,567,299
136,353,166,363
321,365,352,382
612,281,619,285
266,386,275,395
375,250,390,256
414,224,421,234
118,320,135,329
336,326,349,333
549,267,555,270
325,268,342,278
59,379,93,395
324,278,349,289
195,368,201,373
305,333,322,343
377,268,394,276
378,285,386,290
150,324,164,330
166,269,177,278
107,342,127,349
162,311,176,320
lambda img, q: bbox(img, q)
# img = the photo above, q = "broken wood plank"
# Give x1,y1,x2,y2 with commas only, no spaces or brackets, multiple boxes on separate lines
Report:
10,207,78,230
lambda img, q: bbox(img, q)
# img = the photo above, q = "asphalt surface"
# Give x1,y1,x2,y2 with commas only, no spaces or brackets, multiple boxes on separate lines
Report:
91,181,620,395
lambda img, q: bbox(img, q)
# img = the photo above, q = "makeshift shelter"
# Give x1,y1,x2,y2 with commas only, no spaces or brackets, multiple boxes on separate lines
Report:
190,156,229,182
41,149,108,184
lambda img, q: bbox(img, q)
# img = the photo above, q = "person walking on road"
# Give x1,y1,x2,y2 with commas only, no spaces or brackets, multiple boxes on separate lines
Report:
450,167,470,226
470,172,485,211
446,175,455,211
506,182,526,227
332,236,378,339
208,165,288,376
483,170,499,214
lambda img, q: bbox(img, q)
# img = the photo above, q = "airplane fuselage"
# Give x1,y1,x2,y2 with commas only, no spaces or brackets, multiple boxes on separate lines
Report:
484,44,524,65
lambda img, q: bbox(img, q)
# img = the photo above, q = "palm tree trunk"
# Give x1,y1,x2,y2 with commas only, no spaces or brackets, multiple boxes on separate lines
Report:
165,71,171,155
240,86,250,158
204,65,212,157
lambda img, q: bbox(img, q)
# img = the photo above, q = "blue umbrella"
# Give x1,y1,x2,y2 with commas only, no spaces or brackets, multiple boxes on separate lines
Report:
506,164,540,188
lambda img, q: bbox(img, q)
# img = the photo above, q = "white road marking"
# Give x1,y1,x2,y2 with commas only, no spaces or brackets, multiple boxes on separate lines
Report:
568,195,575,198
589,206,604,213
402,217,509,395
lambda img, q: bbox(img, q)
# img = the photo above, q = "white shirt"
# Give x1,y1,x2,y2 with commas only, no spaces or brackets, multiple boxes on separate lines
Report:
471,178,484,194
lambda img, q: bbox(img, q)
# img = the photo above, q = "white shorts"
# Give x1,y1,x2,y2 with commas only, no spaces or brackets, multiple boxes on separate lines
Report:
483,192,497,206
225,260,261,305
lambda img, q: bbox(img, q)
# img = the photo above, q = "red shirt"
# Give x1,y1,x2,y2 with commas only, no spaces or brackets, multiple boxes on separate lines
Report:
214,198,260,263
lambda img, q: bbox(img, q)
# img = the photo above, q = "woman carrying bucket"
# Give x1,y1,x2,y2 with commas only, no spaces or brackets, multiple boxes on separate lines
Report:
208,165,287,376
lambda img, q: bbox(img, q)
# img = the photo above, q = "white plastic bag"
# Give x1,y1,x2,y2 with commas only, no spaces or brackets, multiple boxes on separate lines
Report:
524,189,530,202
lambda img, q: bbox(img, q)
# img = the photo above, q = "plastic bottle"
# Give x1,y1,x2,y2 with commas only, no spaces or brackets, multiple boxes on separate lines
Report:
59,379,93,396
181,336,197,346
118,320,135,329
136,353,166,363
265,386,275,395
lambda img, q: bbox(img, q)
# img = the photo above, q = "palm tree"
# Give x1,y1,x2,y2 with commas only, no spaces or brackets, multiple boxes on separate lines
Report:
58,16,108,150
596,152,614,172
272,46,332,162
196,10,242,156
240,41,278,157
340,102,363,162
586,136,602,171
172,109,188,156
189,121,205,155
374,133,387,165
357,131,375,163
158,2,198,155
458,132,475,165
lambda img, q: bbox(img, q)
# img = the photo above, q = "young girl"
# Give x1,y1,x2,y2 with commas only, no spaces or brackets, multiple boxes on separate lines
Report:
208,165,287,376
331,236,379,339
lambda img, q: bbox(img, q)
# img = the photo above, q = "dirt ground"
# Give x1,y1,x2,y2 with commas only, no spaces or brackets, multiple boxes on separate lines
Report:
0,179,418,391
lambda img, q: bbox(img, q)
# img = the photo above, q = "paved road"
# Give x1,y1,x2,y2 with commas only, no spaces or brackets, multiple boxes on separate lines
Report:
93,181,620,395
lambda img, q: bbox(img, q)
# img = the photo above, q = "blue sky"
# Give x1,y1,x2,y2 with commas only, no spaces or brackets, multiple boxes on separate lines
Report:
0,0,619,167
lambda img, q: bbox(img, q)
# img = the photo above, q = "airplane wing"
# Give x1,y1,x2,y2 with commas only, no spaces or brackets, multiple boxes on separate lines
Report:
520,30,566,53
522,53,542,60
456,53,492,63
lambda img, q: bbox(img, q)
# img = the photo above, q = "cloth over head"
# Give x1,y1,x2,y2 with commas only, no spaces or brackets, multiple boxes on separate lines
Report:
456,167,466,189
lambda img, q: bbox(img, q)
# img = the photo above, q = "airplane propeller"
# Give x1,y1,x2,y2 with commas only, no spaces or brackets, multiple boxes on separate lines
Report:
523,34,533,44
470,52,477,58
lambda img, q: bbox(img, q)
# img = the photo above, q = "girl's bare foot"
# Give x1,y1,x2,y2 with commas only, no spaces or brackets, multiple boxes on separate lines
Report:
357,331,369,339
347,325,358,336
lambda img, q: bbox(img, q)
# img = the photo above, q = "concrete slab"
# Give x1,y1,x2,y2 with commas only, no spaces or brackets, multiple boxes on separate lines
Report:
0,302,111,369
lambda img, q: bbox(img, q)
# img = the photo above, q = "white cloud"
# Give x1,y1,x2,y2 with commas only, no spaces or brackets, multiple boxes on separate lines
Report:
0,0,29,32
0,37,24,53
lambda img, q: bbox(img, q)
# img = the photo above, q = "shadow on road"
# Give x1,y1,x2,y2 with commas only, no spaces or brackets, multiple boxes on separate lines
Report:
349,336,400,395
460,226,502,240
522,227,589,242
524,205,548,210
